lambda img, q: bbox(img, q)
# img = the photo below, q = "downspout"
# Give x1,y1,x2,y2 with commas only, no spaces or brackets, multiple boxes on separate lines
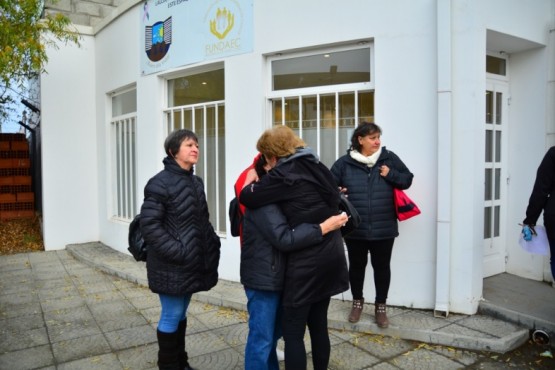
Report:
434,0,452,317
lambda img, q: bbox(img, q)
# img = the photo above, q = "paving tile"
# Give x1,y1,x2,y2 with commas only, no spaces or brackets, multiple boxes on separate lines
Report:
388,347,467,370
57,353,124,370
0,326,49,352
189,347,244,370
52,333,112,363
41,295,87,312
116,342,158,370
340,332,417,359
211,321,249,348
0,344,54,370
97,310,149,332
104,324,157,351
44,305,94,326
48,321,103,343
455,315,523,338
127,292,160,310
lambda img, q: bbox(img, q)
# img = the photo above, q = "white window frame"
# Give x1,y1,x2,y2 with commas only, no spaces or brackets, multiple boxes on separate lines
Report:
163,65,225,234
109,86,138,221
266,43,375,165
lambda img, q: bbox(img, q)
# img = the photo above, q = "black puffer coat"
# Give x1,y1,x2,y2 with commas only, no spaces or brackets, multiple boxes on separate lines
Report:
241,204,324,292
330,147,413,241
140,156,221,296
240,148,349,308
524,146,555,225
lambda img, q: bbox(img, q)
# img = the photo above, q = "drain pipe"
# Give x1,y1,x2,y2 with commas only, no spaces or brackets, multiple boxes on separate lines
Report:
434,0,452,318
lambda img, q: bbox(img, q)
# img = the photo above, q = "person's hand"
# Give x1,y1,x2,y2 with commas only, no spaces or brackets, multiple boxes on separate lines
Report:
379,165,390,177
241,168,259,189
320,213,349,235
521,225,536,241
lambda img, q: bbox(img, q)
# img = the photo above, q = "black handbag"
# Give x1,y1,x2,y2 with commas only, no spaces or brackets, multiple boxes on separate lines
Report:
339,193,361,236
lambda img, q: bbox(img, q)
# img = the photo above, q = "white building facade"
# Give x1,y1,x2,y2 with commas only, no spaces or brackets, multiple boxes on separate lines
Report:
40,0,555,315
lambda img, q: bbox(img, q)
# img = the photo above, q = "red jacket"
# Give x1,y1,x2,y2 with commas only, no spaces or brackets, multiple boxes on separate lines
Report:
233,153,262,242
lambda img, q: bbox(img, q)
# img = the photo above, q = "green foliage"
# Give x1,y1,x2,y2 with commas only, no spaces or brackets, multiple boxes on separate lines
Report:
0,0,80,126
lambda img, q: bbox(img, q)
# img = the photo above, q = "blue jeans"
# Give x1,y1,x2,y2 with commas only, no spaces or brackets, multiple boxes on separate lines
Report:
244,288,282,370
158,293,192,333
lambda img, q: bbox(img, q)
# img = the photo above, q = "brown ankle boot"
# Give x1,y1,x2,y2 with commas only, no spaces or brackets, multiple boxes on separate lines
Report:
348,298,364,323
375,303,389,328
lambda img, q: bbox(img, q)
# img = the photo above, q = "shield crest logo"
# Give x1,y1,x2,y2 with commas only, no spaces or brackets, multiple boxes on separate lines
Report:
145,17,172,62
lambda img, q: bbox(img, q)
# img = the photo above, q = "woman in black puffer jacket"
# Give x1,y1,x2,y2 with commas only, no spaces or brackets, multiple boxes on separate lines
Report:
240,125,349,370
331,122,413,328
140,129,220,370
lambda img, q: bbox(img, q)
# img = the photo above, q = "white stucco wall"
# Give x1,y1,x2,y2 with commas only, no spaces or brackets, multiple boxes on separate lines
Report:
40,0,555,315
40,35,98,249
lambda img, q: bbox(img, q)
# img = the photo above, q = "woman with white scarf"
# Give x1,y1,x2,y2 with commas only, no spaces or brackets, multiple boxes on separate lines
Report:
330,122,414,327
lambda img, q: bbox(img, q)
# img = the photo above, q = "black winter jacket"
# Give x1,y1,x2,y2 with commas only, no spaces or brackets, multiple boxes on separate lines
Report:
330,147,414,240
241,203,325,291
240,148,349,308
140,156,221,296
524,146,555,225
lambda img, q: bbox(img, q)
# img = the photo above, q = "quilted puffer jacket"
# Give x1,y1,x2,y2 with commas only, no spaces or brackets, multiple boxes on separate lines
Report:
140,156,221,295
240,148,349,308
240,203,325,292
330,147,414,241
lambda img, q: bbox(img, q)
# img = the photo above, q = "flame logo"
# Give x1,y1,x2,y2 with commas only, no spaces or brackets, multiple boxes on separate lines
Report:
209,7,234,40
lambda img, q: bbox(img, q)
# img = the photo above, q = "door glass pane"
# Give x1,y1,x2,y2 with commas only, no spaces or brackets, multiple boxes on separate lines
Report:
495,92,502,124
320,94,336,128
484,207,492,238
302,95,317,130
495,131,501,162
486,55,506,75
485,91,493,123
494,205,500,237
485,169,492,201
494,168,501,200
272,48,371,90
112,89,137,116
485,130,492,162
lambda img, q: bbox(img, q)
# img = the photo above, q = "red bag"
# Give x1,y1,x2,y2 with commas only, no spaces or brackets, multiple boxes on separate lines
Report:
393,188,421,221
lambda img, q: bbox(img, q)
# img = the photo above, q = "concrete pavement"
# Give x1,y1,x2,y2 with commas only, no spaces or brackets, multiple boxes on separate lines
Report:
0,242,553,369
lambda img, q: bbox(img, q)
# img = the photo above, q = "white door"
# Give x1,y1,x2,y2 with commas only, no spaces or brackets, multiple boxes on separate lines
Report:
483,82,509,277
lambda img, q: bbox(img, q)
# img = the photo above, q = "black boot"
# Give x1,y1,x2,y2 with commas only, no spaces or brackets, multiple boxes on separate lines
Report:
177,319,195,370
157,329,180,370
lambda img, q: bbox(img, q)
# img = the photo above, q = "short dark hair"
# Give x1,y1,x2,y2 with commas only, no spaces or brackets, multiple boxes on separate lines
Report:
350,122,382,152
164,129,198,157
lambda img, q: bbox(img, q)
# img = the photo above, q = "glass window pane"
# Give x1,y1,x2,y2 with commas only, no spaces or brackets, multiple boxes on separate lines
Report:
272,99,283,126
359,91,374,123
112,89,137,117
486,55,506,75
485,90,493,123
285,97,300,128
484,207,492,238
168,69,224,107
320,94,336,128
485,169,492,201
272,48,370,90
485,130,493,162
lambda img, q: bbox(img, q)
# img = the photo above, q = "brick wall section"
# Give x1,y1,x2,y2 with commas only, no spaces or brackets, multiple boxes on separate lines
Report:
44,0,119,27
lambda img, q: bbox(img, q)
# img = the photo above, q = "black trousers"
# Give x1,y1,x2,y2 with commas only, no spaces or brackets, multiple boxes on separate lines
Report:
282,297,331,370
345,238,395,303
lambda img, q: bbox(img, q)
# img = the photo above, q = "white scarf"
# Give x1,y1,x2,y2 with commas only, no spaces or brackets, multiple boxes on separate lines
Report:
350,147,382,167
